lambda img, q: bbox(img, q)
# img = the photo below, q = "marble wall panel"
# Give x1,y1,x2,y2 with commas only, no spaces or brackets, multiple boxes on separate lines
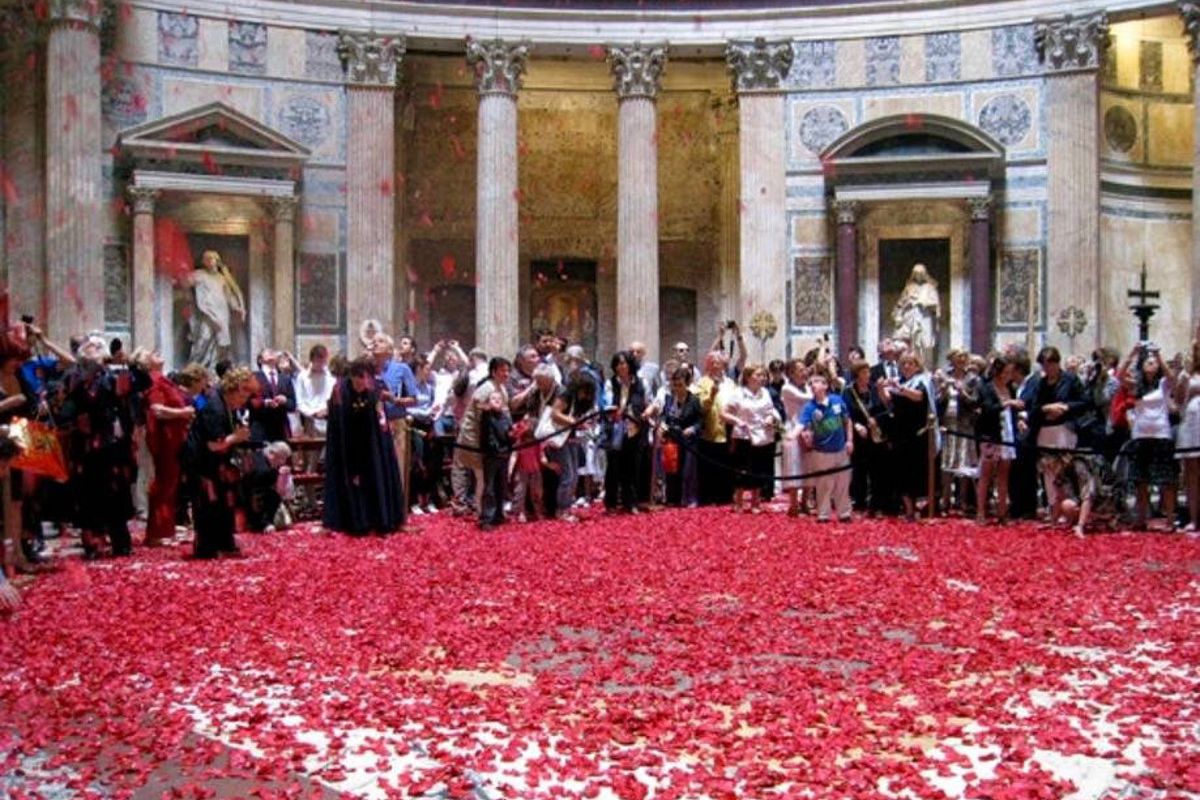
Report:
103,244,131,328
1100,210,1191,351
1002,206,1041,244
300,167,349,208
899,36,924,85
971,85,1040,154
790,41,837,89
268,28,306,80
925,32,961,83
118,6,158,64
101,65,152,144
157,11,198,67
163,77,265,120
305,31,343,81
792,214,830,249
296,210,342,254
793,255,833,327
229,21,268,76
960,30,991,82
835,39,865,89
274,86,344,162
296,252,342,330
196,18,228,72
791,98,854,161
1139,41,1163,92
1100,94,1143,163
865,37,900,87
1146,102,1194,166
998,248,1040,326
990,25,1037,78
863,91,964,122
1162,40,1191,95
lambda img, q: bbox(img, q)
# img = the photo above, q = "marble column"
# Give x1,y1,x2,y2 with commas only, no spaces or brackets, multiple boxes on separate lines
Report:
833,200,860,355
271,196,298,352
967,196,993,355
727,39,793,361
1036,13,1106,353
2,37,44,322
127,187,160,351
712,93,740,327
339,31,404,345
1180,2,1200,328
46,0,104,341
607,44,665,358
468,39,528,358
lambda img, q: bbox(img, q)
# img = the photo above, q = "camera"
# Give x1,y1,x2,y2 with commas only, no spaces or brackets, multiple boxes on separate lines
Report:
20,314,34,326
725,320,738,330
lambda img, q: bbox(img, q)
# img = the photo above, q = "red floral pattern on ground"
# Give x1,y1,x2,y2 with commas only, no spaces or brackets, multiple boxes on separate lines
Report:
1,513,1199,799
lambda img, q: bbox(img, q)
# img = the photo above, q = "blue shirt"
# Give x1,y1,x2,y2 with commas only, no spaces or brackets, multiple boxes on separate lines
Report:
376,359,419,420
21,356,60,397
800,394,849,453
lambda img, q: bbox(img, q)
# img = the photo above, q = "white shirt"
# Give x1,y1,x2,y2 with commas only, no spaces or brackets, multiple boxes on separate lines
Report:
1129,377,1172,441
725,386,781,446
295,365,333,435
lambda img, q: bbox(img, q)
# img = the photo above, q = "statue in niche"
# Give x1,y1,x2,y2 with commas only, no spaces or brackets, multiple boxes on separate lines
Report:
187,250,246,369
892,263,940,367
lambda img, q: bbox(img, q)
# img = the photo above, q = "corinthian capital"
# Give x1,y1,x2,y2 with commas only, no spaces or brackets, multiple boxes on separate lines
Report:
832,199,860,225
968,196,992,222
466,39,529,97
1034,13,1109,72
726,38,794,92
338,31,405,87
608,43,667,101
1181,2,1200,64
270,195,298,223
49,0,102,30
126,187,160,215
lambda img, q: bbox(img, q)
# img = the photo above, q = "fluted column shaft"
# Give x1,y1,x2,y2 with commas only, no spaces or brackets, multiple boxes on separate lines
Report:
738,93,787,361
968,198,993,354
3,44,44,322
46,6,103,341
271,196,297,351
128,188,159,350
475,93,520,358
834,202,859,355
1182,3,1200,327
714,96,740,326
616,96,660,357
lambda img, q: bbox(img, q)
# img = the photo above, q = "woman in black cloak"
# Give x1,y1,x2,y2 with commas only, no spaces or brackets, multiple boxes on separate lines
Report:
323,356,406,535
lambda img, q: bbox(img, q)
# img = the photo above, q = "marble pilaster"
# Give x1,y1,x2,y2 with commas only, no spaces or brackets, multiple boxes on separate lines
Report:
833,200,860,355
967,196,993,354
339,31,404,345
728,39,792,361
1180,2,1200,328
713,94,740,327
3,42,44,323
1037,13,1106,353
127,187,160,351
270,196,298,351
609,43,665,358
46,0,104,341
468,39,528,358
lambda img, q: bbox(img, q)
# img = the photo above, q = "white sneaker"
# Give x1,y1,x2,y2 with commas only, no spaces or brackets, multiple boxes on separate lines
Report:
410,506,425,516
425,504,440,514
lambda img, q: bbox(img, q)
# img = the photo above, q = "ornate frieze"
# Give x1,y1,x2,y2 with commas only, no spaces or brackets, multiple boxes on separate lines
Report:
831,199,860,226
1034,13,1109,72
607,43,667,100
466,38,529,97
725,38,793,92
49,0,101,30
338,31,405,87
1180,2,1200,65
229,21,268,76
126,186,160,215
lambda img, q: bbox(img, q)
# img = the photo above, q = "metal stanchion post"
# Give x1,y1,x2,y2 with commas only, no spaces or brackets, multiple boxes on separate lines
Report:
926,411,937,520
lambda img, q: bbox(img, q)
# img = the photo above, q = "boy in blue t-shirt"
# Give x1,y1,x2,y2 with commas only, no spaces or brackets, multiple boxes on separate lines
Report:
799,373,854,522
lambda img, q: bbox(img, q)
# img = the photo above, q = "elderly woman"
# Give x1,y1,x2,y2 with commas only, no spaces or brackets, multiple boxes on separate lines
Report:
188,366,256,559
937,348,980,513
544,369,595,521
879,352,937,521
696,350,736,506
140,351,200,546
845,360,887,516
604,350,647,514
722,363,781,514
653,366,701,508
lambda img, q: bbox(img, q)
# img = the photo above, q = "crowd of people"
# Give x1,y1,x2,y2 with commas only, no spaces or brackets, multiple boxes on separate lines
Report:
3,313,1200,604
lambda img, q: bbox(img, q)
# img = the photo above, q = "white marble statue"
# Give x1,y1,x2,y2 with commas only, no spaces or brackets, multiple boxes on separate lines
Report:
892,263,940,367
188,250,246,368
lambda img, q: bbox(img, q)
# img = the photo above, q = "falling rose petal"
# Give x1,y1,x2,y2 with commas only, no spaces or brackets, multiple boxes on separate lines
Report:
904,112,924,130
378,178,392,197
406,265,420,284
406,308,418,324
587,44,606,60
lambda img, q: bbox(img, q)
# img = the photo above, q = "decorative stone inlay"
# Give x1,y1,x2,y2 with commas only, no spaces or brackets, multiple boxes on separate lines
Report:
49,0,101,29
126,186,160,215
298,253,340,329
338,31,405,87
1103,105,1138,153
1181,2,1200,64
270,195,298,223
831,199,860,225
977,94,1032,148
278,95,332,149
103,244,130,327
726,38,793,92
998,248,1039,325
793,256,833,327
102,75,148,128
967,196,992,222
158,11,199,67
229,21,268,76
1139,40,1163,92
790,41,836,89
799,106,849,154
467,38,530,97
926,32,961,82
306,31,343,81
1034,13,1109,72
865,36,901,86
607,43,666,100
992,25,1037,77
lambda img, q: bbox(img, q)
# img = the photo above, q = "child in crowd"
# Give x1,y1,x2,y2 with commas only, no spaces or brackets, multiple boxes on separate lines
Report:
510,419,556,522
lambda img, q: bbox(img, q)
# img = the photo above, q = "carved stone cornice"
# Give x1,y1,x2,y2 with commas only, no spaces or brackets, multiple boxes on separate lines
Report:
126,186,160,215
270,195,298,223
1181,2,1200,65
1034,12,1108,72
608,43,667,101
968,196,992,222
466,38,529,97
338,31,405,88
832,199,860,226
48,0,102,31
726,38,793,93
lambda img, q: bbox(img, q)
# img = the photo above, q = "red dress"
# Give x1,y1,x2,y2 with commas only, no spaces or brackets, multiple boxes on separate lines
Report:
145,373,190,543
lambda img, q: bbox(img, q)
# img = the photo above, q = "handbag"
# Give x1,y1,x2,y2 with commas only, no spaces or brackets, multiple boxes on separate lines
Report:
8,417,69,482
662,439,680,475
534,404,570,450
849,387,885,444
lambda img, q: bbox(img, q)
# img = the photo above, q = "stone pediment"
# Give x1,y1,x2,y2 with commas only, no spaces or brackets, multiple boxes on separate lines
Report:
118,102,310,169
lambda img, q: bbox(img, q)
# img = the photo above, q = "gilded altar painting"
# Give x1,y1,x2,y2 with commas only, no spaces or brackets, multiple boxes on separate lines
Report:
530,260,597,353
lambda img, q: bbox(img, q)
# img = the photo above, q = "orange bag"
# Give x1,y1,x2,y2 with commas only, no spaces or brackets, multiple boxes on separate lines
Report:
8,417,69,482
662,439,680,475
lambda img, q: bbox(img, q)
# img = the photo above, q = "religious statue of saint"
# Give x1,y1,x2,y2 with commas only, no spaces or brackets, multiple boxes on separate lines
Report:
187,250,246,368
892,263,940,366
